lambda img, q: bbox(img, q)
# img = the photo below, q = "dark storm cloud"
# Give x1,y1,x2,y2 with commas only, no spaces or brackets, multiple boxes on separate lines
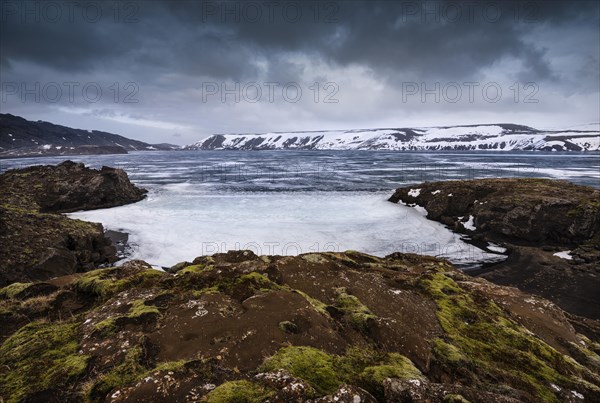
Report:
1,0,598,144
2,0,597,83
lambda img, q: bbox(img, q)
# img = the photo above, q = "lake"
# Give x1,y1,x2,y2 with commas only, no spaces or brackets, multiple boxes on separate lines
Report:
2,150,598,268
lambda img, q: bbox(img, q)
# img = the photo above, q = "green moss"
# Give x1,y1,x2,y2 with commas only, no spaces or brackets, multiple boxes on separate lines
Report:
260,345,423,399
93,300,161,337
134,269,167,283
235,272,282,292
336,350,423,399
152,360,187,373
93,318,118,336
0,282,32,299
0,321,89,402
86,346,147,402
292,289,329,316
420,270,593,401
74,267,127,298
192,287,220,297
260,346,340,395
204,380,275,402
433,339,465,364
335,345,384,378
570,339,600,372
333,287,377,332
0,204,38,214
128,299,160,318
191,271,282,296
177,264,214,275
360,353,423,384
75,268,165,299
86,358,194,401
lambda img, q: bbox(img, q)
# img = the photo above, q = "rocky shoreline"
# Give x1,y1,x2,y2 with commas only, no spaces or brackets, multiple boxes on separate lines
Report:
388,179,600,322
1,164,599,402
0,144,130,159
0,161,147,286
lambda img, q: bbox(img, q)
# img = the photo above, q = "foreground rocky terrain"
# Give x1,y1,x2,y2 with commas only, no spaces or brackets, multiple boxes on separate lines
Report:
1,251,599,402
389,179,600,323
1,163,599,402
0,161,147,286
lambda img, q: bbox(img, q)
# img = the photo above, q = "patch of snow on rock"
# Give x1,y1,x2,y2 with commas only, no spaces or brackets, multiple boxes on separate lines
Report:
553,251,573,260
408,188,421,197
463,215,476,231
487,243,507,253
571,390,584,399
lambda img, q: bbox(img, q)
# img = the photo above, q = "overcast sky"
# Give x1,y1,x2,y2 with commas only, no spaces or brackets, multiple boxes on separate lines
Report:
1,0,599,145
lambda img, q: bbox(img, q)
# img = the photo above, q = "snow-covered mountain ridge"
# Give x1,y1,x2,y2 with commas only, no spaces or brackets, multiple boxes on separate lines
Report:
185,123,600,151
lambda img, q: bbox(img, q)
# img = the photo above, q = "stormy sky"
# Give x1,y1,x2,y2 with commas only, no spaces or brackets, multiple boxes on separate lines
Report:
1,0,599,145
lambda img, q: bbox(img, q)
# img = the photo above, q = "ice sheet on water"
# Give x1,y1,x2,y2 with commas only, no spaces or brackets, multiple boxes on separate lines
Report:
69,190,503,268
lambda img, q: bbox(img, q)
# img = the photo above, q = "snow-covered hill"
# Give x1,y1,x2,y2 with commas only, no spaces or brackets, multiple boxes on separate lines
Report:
185,124,600,151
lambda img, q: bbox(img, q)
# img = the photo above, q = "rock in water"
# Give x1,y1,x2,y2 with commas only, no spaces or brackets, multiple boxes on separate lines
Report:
389,178,600,321
0,161,147,286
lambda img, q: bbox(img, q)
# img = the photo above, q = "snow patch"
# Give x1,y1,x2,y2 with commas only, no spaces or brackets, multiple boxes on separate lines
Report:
553,251,572,260
463,215,476,231
408,188,421,197
431,190,441,195
571,391,584,399
487,243,506,253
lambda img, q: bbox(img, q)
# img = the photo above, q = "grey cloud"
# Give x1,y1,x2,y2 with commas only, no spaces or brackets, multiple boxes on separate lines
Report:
0,0,598,143
2,0,597,83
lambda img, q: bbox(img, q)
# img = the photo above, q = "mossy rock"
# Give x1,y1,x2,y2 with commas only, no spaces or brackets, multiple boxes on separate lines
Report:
86,346,148,402
292,289,329,316
74,267,165,299
433,338,465,365
189,271,283,298
360,353,423,385
93,299,161,336
176,263,214,276
203,380,275,402
355,352,423,399
0,321,89,402
333,287,377,332
260,346,340,395
0,282,32,299
420,269,596,401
